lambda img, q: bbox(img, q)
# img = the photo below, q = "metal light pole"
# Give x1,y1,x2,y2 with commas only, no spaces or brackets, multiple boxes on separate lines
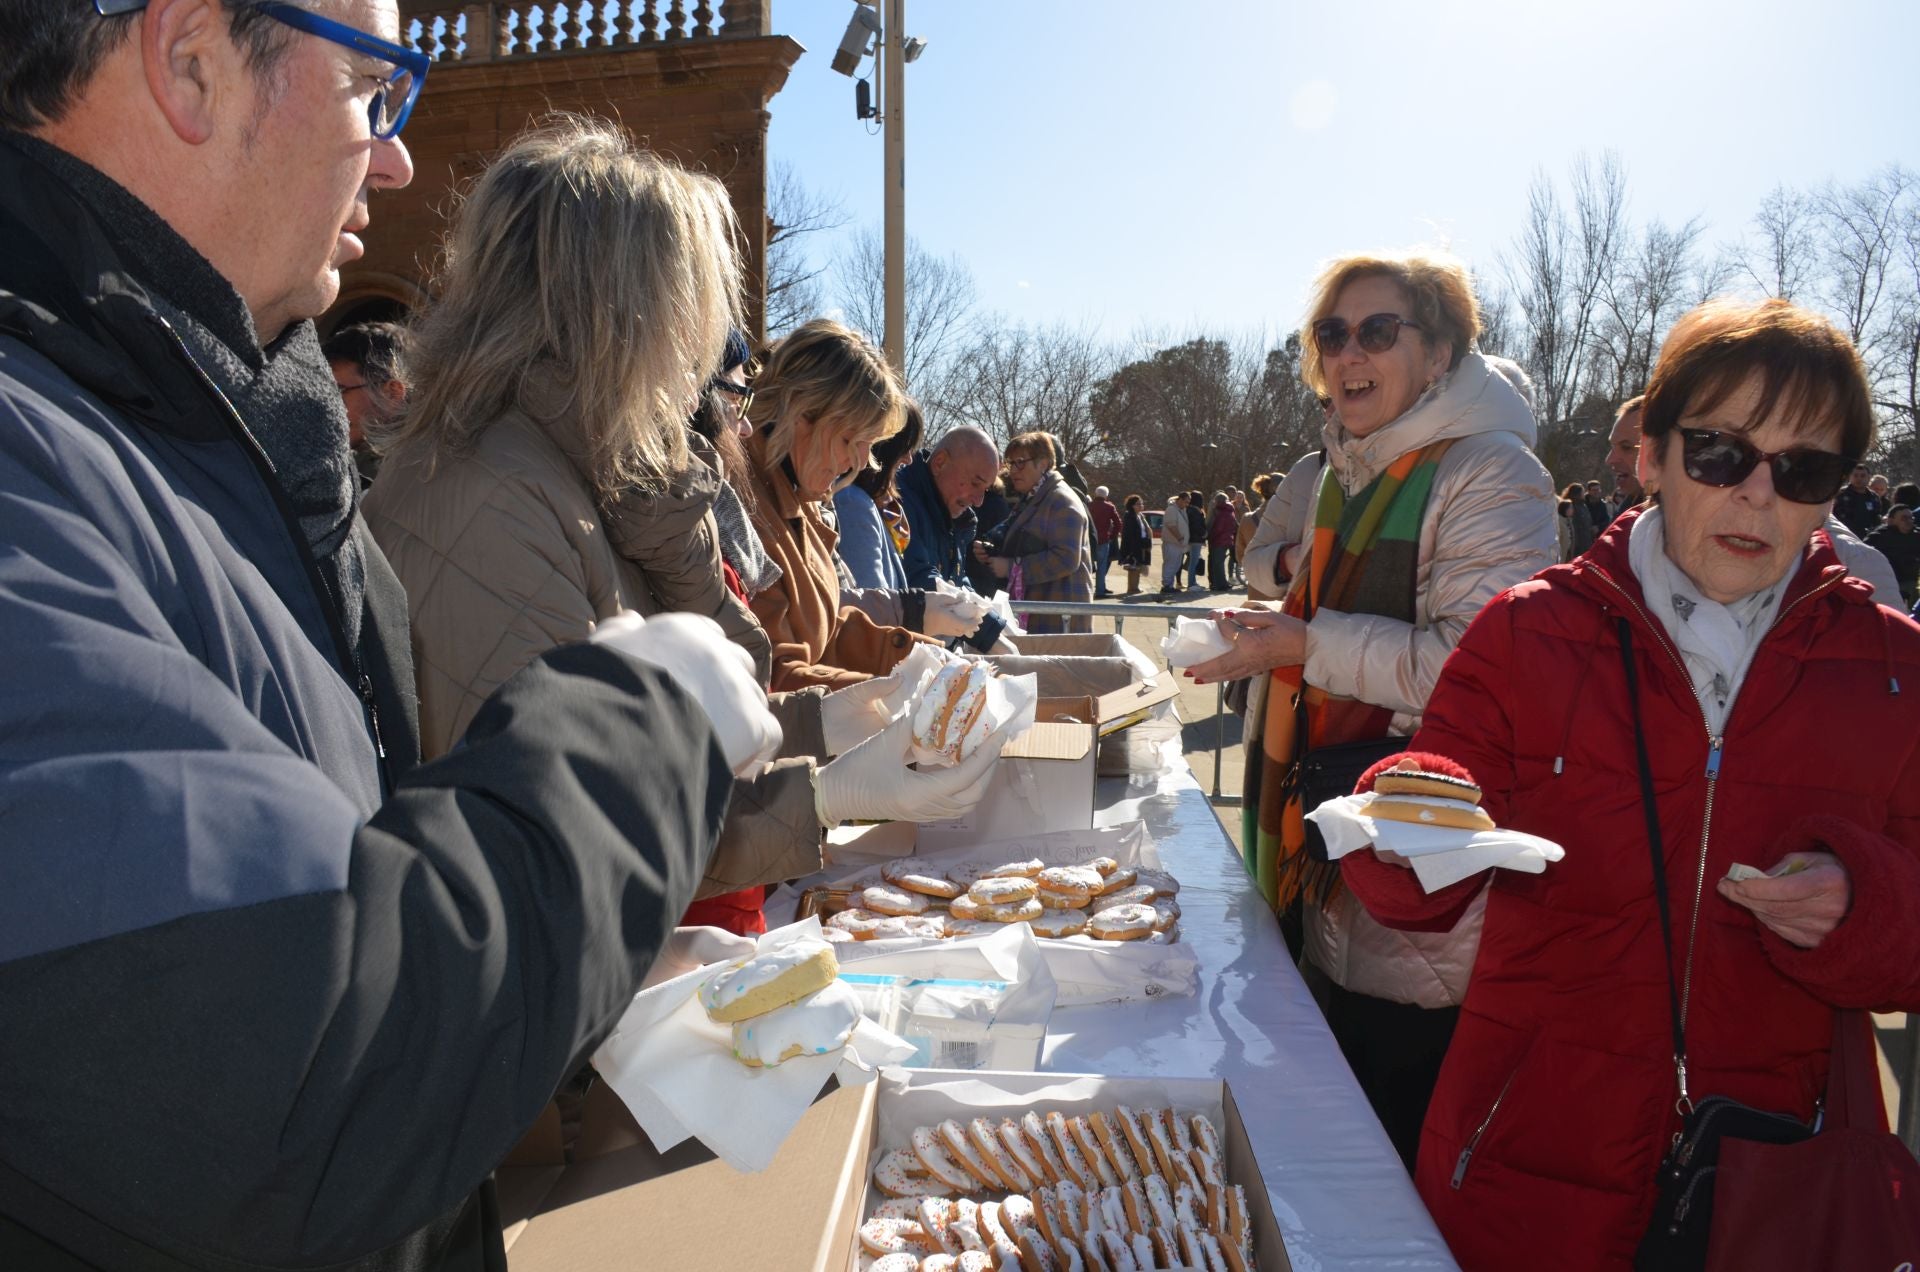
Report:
881,0,906,375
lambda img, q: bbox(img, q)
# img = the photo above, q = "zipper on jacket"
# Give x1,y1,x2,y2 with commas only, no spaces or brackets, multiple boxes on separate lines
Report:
1450,1067,1519,1189
150,315,395,794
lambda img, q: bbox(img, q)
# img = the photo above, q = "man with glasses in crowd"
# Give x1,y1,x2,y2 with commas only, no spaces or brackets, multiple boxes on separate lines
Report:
324,318,409,483
0,1,775,1267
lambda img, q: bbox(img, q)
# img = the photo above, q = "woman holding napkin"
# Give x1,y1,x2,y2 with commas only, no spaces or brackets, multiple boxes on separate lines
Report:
1340,299,1920,1269
1184,249,1557,1168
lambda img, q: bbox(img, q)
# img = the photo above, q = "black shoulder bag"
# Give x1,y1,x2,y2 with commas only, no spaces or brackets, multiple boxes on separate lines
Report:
1618,618,1813,1272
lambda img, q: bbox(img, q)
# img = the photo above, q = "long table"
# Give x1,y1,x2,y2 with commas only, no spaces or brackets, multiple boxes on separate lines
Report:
1041,733,1461,1271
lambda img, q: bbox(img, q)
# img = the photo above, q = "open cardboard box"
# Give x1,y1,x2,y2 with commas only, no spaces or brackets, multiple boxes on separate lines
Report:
498,1075,879,1270
918,675,1178,852
848,1068,1292,1271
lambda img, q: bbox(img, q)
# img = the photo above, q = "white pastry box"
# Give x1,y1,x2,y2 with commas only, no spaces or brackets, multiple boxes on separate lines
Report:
917,676,1179,853
843,1068,1293,1271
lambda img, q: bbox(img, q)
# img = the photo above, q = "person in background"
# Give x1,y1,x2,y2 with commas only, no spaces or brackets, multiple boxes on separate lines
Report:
323,319,407,484
1207,490,1238,591
1160,491,1191,592
1606,394,1645,518
896,426,1000,595
1241,450,1327,598
1089,483,1123,597
1185,488,1208,588
1582,479,1613,535
1560,481,1597,560
1833,460,1884,535
1183,248,1557,1170
834,401,924,591
1869,472,1891,504
975,430,1094,633
1228,487,1253,584
968,474,1014,596
1893,480,1920,511
689,329,781,600
1119,493,1154,595
1341,297,1920,1269
0,10,777,1264
1239,472,1282,601
1866,503,1919,606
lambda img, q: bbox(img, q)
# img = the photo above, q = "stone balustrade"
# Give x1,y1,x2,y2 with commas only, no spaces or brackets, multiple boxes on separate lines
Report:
405,0,768,62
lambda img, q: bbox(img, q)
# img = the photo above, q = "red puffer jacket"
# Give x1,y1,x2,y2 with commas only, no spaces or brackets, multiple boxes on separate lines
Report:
1342,512,1920,1271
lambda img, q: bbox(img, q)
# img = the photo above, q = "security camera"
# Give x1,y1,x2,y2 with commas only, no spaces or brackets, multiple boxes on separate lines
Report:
903,37,927,63
830,5,881,77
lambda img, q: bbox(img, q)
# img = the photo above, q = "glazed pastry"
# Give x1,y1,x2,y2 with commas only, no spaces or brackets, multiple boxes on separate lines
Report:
949,894,985,922
881,856,966,899
1165,1107,1194,1154
1088,903,1158,941
1094,865,1138,895
1151,898,1181,931
729,979,859,1067
1046,1113,1100,1191
1022,1111,1074,1186
859,1215,933,1256
914,661,998,764
940,1117,1006,1189
875,1147,953,1198
1016,1228,1060,1272
827,907,886,938
1001,1118,1051,1187
1189,1113,1223,1161
869,914,947,940
1131,868,1180,897
947,915,1002,938
864,883,932,917
914,1124,984,1193
698,937,837,1023
981,857,1045,879
969,875,1039,905
1087,885,1156,913
821,926,857,943
1069,1115,1121,1189
1034,866,1101,908
1029,907,1089,938
1113,1109,1156,1183
872,1196,925,1222
919,1196,963,1255
1084,856,1120,877
972,896,1045,924
1088,1111,1139,1182
866,1253,923,1272
972,1117,1034,1192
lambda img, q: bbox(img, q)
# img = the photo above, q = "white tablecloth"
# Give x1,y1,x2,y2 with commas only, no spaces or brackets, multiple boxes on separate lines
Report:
1044,727,1460,1272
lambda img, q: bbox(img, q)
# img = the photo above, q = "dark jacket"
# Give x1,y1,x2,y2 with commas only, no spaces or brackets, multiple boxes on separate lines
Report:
1832,484,1885,537
1184,502,1206,545
896,453,971,590
1342,514,1920,1269
1119,510,1153,567
965,483,1013,596
1865,524,1920,602
0,134,727,1271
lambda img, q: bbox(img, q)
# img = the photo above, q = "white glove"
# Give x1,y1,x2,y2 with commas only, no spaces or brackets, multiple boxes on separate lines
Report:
640,924,759,990
819,667,919,756
812,712,1007,825
589,610,781,777
922,589,992,638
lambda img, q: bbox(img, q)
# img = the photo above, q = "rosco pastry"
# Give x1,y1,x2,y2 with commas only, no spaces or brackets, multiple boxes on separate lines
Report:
883,856,968,899
865,883,934,916
1088,904,1157,941
728,977,860,1067
1367,765,1495,832
698,937,838,1023
968,875,1039,905
913,661,998,764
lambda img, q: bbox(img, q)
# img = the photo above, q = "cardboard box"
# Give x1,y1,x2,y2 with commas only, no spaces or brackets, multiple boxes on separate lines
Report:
849,1069,1293,1271
916,676,1178,852
499,1077,877,1270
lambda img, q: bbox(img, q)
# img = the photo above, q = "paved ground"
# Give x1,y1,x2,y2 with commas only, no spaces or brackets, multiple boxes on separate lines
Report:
1076,588,1915,1137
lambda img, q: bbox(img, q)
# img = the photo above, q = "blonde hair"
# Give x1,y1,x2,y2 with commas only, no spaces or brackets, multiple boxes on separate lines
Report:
1006,431,1057,468
384,115,742,497
748,319,903,468
1299,248,1480,399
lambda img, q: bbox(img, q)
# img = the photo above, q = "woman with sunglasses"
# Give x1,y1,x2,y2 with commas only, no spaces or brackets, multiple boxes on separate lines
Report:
974,431,1095,633
1337,298,1920,1269
1184,248,1557,1169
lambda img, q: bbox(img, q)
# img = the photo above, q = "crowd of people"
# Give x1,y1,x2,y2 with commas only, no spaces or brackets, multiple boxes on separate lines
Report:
1,5,1915,1272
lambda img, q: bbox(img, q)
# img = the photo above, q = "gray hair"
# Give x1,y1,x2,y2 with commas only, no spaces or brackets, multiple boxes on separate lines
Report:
1485,354,1537,412
385,116,742,497
931,425,999,463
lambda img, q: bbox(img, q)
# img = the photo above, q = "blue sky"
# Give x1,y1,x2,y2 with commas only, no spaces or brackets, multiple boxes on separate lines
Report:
766,0,1920,342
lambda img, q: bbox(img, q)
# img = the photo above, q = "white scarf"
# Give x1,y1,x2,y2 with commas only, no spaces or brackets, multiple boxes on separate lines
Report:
1626,507,1790,735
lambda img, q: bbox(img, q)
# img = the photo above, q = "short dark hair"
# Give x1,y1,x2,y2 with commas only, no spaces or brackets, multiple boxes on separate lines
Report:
1642,298,1875,463
322,321,410,390
853,400,924,502
0,1,295,132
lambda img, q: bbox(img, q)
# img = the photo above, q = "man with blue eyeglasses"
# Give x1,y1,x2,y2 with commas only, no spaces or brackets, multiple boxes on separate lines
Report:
0,2,766,1268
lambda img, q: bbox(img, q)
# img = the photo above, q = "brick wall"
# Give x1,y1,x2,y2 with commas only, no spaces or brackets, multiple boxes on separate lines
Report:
331,34,803,339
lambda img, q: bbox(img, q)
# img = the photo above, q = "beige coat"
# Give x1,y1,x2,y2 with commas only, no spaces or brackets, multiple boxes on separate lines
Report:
1249,354,1558,1007
362,381,825,900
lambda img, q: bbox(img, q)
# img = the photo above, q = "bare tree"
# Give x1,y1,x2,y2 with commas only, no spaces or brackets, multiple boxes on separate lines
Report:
831,228,979,424
763,162,847,337
1818,166,1913,358
1595,215,1705,400
1742,183,1821,301
941,320,1115,469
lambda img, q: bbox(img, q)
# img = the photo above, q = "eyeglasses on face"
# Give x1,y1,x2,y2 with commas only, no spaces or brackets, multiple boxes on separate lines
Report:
1677,428,1854,505
709,378,754,417
1312,312,1423,357
1006,457,1035,471
94,0,429,140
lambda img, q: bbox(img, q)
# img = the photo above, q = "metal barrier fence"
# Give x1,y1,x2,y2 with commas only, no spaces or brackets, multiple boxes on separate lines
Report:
1001,599,1919,1152
998,599,1237,803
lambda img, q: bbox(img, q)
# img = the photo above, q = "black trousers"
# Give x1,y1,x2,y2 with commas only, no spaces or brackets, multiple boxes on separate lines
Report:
1319,981,1459,1174
1207,543,1230,590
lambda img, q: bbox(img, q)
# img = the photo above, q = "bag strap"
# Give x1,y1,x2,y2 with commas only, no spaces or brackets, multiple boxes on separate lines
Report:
1617,618,1692,1109
1823,1009,1882,1132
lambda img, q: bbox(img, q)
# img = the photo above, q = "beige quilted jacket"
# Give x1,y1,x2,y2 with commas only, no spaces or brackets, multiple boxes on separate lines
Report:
362,381,825,900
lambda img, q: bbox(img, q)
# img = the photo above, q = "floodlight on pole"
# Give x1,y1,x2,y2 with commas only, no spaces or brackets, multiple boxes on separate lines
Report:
829,5,879,77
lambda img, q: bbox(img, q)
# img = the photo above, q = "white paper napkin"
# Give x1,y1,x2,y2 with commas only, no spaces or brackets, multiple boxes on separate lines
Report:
1160,616,1235,667
589,918,917,1172
1306,794,1565,892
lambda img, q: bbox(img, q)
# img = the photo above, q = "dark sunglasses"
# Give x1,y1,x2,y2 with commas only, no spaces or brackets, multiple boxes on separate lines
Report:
1312,313,1423,356
1677,429,1854,505
709,378,754,416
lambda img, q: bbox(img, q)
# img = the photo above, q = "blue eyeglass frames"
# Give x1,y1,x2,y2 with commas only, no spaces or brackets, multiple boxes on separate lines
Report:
92,0,429,141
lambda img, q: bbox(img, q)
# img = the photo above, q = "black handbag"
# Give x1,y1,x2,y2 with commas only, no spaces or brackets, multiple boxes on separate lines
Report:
1616,619,1814,1272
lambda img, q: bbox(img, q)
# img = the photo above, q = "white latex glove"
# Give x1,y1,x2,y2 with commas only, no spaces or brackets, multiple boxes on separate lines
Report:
819,667,918,756
922,589,992,638
640,925,759,990
812,712,1008,825
589,610,781,777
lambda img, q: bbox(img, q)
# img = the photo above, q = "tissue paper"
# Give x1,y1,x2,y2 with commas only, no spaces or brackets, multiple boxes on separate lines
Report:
1306,793,1565,893
1160,616,1236,668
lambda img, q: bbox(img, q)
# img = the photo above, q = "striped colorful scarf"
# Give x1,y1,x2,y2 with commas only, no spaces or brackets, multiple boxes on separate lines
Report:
1240,439,1457,911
